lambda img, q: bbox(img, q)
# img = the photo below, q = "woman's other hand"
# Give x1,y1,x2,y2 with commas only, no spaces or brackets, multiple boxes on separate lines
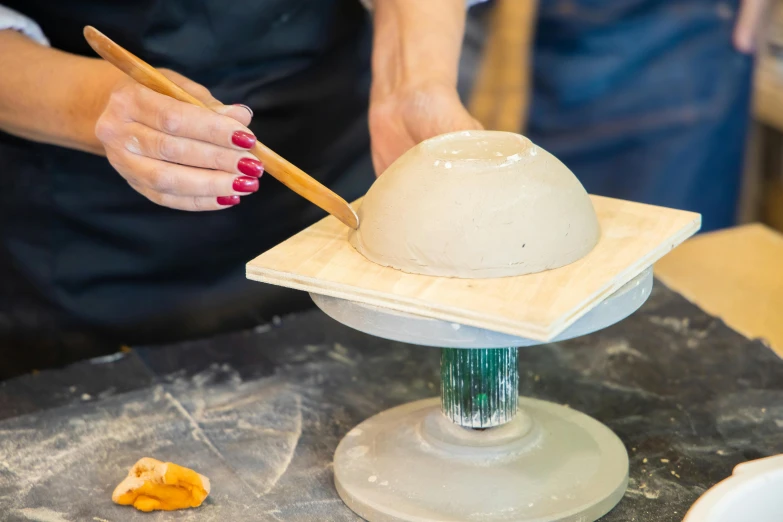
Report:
95,70,263,210
369,0,482,176
369,81,482,176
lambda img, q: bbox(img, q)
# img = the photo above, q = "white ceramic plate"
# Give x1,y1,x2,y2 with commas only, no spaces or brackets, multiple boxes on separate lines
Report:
684,454,783,522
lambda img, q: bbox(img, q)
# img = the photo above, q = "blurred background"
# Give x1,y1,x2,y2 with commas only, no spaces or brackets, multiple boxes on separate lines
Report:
458,0,783,234
749,0,783,230
452,0,783,357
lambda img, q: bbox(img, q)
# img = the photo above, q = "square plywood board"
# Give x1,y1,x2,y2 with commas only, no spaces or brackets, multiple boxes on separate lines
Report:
247,196,700,341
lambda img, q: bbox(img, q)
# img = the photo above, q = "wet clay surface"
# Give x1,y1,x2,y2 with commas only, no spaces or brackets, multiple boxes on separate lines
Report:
350,131,600,279
1,283,782,521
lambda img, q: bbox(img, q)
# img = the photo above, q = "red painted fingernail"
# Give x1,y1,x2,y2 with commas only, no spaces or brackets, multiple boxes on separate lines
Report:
233,176,259,193
231,131,255,149
233,104,254,117
217,196,240,206
237,157,264,177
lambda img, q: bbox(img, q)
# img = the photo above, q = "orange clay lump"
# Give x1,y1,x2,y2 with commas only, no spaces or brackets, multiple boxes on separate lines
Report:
112,458,211,512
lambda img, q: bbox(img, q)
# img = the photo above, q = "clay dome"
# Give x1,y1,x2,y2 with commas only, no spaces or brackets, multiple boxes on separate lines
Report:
350,130,600,278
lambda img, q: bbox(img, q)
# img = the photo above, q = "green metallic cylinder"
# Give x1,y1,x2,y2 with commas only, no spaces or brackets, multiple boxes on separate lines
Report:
440,347,519,429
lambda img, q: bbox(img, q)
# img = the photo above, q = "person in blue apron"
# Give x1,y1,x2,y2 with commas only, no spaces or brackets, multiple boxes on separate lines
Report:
0,1,482,378
526,0,765,233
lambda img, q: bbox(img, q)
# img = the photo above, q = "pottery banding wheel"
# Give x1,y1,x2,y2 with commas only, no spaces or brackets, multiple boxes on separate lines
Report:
320,131,634,522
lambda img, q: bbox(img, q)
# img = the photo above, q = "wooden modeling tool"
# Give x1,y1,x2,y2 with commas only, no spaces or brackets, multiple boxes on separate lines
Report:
83,26,359,230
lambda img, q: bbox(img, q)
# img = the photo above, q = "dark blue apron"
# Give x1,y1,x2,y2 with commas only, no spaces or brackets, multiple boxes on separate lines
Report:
528,0,753,232
0,0,373,374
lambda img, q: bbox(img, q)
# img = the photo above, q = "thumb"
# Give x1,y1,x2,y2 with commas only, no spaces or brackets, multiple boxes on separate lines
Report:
438,106,484,136
419,100,484,143
213,104,254,126
454,112,484,132
158,69,253,126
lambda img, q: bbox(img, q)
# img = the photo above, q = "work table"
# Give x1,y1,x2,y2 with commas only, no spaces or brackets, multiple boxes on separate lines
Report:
2,278,782,521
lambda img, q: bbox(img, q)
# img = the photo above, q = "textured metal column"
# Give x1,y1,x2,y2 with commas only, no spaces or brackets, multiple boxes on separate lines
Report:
440,347,519,428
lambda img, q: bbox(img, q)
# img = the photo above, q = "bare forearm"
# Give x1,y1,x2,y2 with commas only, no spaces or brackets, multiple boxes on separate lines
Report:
0,30,122,154
368,0,478,174
371,0,466,99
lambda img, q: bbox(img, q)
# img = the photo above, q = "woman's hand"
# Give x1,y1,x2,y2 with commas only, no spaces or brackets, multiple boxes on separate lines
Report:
0,33,261,210
95,70,263,211
369,81,482,175
369,0,482,176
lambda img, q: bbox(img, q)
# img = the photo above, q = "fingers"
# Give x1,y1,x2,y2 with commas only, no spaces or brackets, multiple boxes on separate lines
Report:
130,181,241,211
115,85,257,149
107,147,259,200
96,71,261,211
217,104,253,127
734,0,770,53
121,122,264,177
444,108,484,134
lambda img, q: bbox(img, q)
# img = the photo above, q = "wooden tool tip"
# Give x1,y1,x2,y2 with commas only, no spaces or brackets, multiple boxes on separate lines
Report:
346,208,360,230
83,26,99,39
83,26,108,53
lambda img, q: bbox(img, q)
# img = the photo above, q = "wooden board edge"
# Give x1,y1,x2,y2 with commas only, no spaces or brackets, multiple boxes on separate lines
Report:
246,215,699,342
546,215,702,336
246,266,554,341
